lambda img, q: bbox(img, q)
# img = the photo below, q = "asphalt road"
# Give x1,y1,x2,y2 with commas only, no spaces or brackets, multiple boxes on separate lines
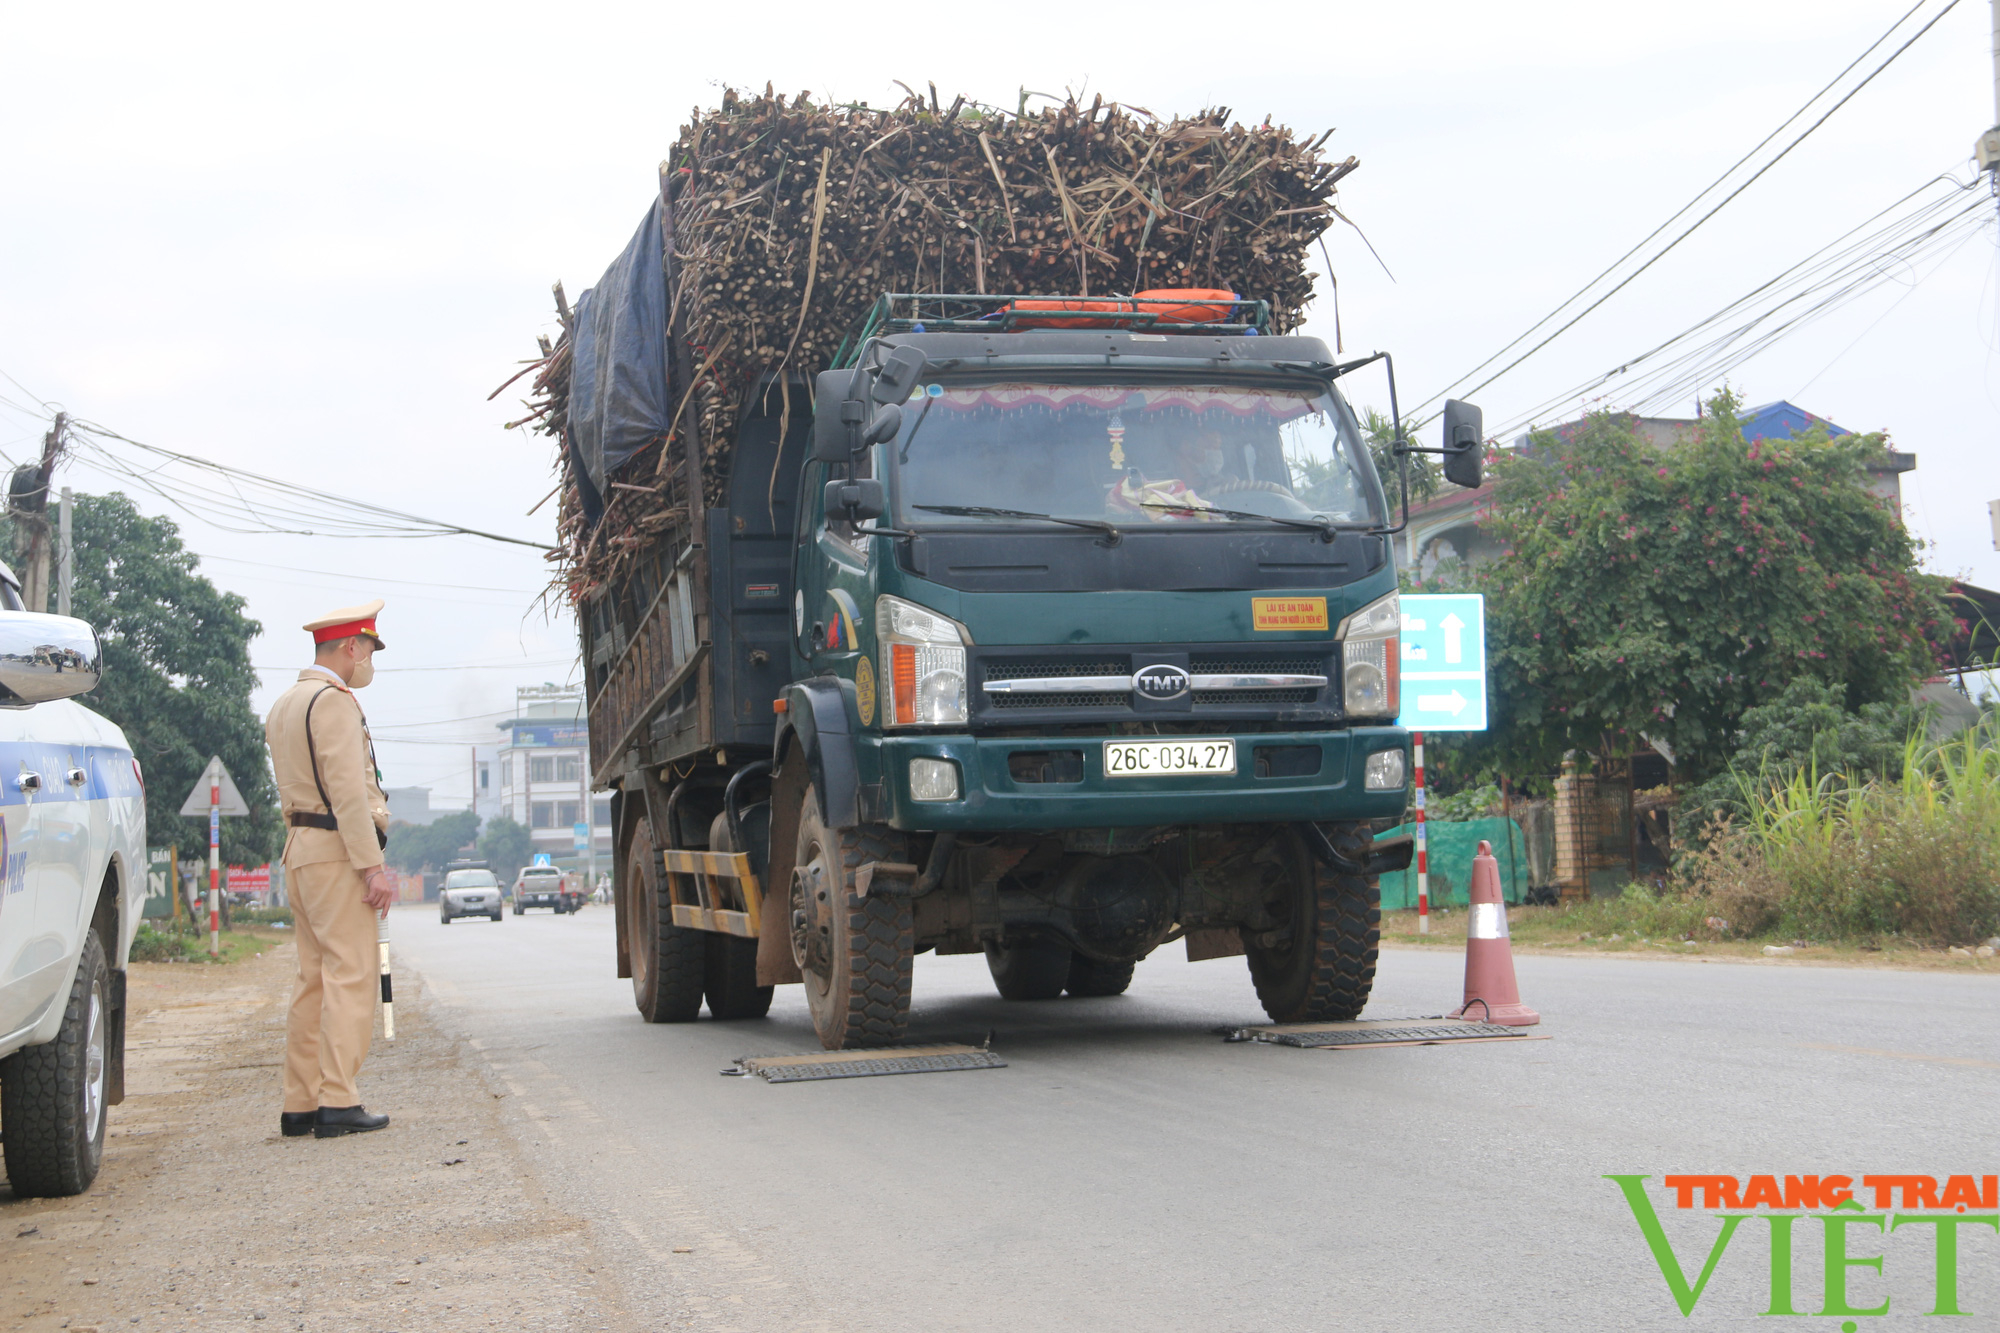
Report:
390,904,2000,1332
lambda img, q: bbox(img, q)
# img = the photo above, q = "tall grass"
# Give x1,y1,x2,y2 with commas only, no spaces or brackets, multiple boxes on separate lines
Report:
1713,727,2000,945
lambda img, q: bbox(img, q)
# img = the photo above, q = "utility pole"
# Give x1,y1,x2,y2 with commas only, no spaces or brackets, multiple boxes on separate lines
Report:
1979,0,2000,201
10,414,65,613
56,487,72,618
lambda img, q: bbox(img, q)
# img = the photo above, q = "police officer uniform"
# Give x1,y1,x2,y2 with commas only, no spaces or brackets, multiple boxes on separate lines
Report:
265,600,392,1138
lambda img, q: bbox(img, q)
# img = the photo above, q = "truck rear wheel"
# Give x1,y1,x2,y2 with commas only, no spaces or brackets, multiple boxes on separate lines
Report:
627,818,705,1023
790,788,912,1049
1243,824,1379,1024
0,929,109,1197
984,936,1071,1000
703,812,773,1020
1065,953,1136,997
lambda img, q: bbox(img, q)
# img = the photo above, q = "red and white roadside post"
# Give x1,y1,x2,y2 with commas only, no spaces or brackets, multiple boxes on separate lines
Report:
208,771,222,956
1413,731,1429,934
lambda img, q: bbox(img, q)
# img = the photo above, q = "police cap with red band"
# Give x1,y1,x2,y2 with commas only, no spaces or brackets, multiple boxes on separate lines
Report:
303,599,387,650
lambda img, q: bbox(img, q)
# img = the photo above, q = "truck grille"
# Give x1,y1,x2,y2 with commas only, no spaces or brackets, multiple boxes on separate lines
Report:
983,659,1128,710
1188,653,1322,705
972,645,1335,723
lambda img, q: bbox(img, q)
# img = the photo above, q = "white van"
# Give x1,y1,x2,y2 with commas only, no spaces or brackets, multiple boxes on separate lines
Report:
0,567,147,1198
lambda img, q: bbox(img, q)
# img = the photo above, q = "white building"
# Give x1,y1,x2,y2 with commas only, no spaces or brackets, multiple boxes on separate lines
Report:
493,685,613,875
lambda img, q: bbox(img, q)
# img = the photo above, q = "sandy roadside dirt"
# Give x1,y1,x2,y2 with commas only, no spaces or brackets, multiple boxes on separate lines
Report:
0,940,635,1332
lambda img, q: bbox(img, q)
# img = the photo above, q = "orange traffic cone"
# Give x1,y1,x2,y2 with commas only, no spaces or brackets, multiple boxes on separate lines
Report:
1448,839,1539,1026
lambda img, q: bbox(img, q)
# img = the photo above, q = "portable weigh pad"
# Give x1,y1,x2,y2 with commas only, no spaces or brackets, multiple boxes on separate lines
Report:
734,1044,1007,1083
1228,1018,1545,1049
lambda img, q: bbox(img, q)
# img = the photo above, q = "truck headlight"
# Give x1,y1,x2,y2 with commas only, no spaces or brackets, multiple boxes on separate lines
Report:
878,595,969,727
1365,748,1407,791
1337,590,1400,719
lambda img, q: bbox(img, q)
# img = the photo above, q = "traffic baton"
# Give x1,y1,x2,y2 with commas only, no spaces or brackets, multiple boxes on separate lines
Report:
377,913,396,1040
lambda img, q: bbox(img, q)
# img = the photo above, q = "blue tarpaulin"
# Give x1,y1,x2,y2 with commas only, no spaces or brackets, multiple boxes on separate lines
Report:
568,202,670,518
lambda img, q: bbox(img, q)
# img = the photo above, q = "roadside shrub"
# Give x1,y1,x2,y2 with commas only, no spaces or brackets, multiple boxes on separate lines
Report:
130,922,206,963
1739,729,2000,945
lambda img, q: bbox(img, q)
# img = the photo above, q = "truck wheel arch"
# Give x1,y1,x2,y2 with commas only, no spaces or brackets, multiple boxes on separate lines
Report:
774,678,860,830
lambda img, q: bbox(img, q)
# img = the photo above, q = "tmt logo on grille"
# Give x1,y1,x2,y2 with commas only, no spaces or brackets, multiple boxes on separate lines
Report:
1133,664,1191,701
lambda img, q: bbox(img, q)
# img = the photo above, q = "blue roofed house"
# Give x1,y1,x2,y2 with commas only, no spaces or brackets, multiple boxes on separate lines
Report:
1397,401,1922,899
1401,400,1915,581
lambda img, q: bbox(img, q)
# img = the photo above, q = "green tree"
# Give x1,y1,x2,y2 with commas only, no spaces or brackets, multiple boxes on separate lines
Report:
476,815,533,886
1292,406,1439,515
385,810,479,873
1470,392,1943,783
61,493,282,866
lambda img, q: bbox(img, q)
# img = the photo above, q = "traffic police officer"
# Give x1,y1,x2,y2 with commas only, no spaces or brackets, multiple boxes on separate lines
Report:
265,600,394,1139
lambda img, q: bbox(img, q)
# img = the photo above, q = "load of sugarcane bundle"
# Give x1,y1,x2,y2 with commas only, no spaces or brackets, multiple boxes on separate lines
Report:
507,86,1359,601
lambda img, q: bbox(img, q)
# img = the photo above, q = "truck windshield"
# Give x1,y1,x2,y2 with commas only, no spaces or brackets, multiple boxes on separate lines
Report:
889,381,1383,529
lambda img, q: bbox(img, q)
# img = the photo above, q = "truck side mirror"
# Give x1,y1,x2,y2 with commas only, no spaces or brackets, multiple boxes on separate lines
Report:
811,369,856,462
1442,399,1484,489
862,403,904,445
0,611,102,706
871,346,927,406
824,477,886,523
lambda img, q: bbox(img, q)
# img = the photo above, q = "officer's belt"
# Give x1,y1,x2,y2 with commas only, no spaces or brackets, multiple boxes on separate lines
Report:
288,811,339,830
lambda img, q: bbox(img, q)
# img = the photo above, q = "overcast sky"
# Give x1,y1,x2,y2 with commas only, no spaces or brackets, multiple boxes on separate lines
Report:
5,0,1997,808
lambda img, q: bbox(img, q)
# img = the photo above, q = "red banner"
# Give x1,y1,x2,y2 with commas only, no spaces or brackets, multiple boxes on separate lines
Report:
226,864,271,894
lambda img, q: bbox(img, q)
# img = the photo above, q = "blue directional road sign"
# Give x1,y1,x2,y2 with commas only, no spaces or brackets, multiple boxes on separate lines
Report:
1397,592,1488,731
573,821,590,851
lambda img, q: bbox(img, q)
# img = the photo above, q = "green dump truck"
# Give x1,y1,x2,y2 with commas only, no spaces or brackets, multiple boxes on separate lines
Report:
571,282,1484,1049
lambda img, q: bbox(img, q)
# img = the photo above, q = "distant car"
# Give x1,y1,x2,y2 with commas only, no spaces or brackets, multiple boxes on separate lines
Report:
439,869,503,924
511,866,581,914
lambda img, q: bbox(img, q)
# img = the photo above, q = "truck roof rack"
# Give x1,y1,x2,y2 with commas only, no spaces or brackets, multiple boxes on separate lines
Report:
832,292,1274,368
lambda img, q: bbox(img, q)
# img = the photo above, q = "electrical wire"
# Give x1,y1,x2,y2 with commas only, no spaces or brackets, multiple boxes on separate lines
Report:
191,552,539,596
1494,170,1989,436
1420,0,1962,413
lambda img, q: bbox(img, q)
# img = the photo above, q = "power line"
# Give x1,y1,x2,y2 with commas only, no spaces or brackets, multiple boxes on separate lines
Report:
254,658,575,675
1494,169,1988,435
192,552,541,596
1421,0,1962,413
0,369,556,552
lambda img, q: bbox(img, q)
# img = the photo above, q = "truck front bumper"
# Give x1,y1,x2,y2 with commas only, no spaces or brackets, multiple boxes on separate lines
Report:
861,727,1410,831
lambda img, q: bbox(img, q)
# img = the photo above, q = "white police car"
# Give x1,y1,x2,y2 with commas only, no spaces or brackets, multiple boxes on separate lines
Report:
0,569,147,1198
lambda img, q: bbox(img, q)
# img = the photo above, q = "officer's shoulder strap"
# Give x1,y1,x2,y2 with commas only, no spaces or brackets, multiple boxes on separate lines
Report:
300,685,348,816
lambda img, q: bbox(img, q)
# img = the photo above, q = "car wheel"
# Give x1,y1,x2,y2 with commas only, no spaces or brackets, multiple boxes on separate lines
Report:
0,929,110,1197
490,912,502,922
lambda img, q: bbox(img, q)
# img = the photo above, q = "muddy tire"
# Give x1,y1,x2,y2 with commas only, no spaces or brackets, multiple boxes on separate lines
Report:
791,788,912,1049
985,936,1072,1000
1243,824,1379,1024
1,929,110,1197
627,818,705,1023
703,813,774,1020
1064,953,1136,998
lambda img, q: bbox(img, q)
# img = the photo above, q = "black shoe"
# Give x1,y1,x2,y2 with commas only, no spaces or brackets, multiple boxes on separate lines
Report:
280,1111,315,1138
313,1105,390,1138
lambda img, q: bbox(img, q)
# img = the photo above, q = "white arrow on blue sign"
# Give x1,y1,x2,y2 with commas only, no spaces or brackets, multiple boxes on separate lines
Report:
1397,592,1488,732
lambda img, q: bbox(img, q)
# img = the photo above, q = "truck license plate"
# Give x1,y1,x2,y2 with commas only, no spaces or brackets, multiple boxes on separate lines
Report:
1103,739,1236,777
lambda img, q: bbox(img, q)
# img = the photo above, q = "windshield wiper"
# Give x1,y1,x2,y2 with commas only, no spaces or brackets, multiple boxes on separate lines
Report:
914,504,1124,546
1138,501,1343,542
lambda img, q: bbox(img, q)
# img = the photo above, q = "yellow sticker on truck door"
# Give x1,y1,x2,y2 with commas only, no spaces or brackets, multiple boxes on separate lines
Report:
1252,597,1328,632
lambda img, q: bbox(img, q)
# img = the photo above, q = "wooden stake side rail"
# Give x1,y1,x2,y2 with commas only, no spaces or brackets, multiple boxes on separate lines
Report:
662,848,764,938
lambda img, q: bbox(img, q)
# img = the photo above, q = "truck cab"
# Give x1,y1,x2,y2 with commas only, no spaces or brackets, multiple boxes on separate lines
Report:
603,293,1481,1050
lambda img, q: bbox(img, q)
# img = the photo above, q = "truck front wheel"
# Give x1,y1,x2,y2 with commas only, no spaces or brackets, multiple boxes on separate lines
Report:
790,789,912,1049
1243,824,1379,1024
627,818,705,1023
